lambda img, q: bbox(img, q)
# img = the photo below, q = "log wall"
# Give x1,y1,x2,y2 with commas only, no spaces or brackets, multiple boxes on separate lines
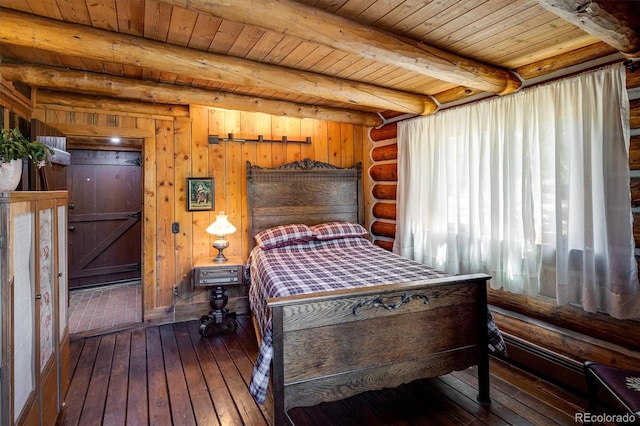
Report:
367,124,398,251
365,65,640,358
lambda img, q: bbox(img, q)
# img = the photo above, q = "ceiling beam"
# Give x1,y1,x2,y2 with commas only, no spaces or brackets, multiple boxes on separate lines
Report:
536,0,640,57
0,63,383,126
0,8,434,116
168,0,521,95
36,91,191,118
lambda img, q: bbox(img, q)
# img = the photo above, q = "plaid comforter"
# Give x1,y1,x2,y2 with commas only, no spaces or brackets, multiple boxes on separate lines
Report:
246,237,507,404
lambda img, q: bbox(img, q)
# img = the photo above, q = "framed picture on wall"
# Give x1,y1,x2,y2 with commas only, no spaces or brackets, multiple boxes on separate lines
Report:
187,177,214,211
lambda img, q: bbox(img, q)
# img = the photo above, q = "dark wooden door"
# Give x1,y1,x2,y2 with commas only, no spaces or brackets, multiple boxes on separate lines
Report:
67,150,142,289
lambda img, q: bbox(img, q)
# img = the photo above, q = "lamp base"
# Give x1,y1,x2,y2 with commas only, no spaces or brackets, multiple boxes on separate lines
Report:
212,238,229,262
213,248,228,262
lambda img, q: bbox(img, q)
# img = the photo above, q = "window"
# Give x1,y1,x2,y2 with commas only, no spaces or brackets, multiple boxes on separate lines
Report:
395,64,640,319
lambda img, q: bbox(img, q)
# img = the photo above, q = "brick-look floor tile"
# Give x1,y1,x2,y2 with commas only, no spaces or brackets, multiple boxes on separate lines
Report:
69,281,142,333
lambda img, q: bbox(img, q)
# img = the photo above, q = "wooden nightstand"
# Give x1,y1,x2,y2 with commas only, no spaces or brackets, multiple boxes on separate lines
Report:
192,255,244,337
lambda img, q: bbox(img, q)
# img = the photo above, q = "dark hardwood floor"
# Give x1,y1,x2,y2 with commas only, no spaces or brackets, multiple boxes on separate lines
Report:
58,315,593,426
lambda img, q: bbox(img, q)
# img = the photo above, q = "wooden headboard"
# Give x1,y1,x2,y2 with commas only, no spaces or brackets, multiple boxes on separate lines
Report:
246,158,363,242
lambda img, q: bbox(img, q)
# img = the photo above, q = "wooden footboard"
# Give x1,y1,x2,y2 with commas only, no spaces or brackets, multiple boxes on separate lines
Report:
268,273,491,425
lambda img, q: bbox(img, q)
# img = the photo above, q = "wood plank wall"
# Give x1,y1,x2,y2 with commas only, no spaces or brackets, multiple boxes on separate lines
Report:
1,88,367,324
365,65,640,359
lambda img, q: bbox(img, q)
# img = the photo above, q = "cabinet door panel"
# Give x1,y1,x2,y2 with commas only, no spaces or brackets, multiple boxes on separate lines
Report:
39,205,54,371
12,207,36,423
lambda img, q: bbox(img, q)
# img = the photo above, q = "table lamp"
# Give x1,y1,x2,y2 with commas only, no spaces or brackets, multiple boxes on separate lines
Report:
206,211,237,262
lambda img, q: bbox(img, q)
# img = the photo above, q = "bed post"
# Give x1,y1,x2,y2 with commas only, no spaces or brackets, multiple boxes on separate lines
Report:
271,306,288,425
477,278,491,405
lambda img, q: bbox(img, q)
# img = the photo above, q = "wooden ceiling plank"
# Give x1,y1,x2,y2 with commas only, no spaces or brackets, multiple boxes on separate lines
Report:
159,72,179,85
337,56,388,81
388,0,471,36
188,14,223,51
87,0,118,32
293,44,336,71
143,0,172,42
335,0,376,20
351,0,404,25
536,0,640,56
369,0,433,30
0,8,436,114
165,0,521,94
370,66,415,88
142,68,161,81
405,81,456,97
452,11,566,60
468,17,588,63
309,49,352,74
431,0,543,53
102,61,126,77
314,51,368,79
498,32,599,69
174,74,195,86
115,0,145,36
305,0,349,14
26,0,63,19
80,57,109,73
227,26,267,59
55,0,91,24
210,20,246,55
392,73,454,96
166,5,199,47
0,63,383,126
291,44,335,71
408,0,493,41
264,36,304,65
279,41,324,69
244,32,287,62
122,64,144,79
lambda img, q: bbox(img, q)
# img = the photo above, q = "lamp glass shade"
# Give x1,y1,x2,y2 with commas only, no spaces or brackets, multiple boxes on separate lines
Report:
206,211,237,236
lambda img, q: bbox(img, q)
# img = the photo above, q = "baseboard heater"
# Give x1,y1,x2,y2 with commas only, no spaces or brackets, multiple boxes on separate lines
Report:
498,332,587,394
488,304,589,394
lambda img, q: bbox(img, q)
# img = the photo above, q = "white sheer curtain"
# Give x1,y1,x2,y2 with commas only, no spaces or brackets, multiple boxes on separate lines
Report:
395,63,640,319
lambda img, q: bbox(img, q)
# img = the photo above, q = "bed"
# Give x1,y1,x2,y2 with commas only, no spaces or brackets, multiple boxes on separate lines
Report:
245,159,505,425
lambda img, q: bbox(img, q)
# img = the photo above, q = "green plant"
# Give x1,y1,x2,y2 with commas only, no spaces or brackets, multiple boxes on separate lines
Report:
0,128,53,168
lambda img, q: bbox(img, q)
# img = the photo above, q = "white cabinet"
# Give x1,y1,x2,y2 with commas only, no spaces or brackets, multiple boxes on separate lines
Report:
1,191,69,426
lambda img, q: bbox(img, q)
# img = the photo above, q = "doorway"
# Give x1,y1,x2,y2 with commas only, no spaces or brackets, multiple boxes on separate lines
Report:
66,139,143,334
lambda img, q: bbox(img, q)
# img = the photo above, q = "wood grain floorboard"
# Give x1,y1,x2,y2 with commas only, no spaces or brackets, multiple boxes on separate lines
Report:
59,315,591,426
127,327,149,426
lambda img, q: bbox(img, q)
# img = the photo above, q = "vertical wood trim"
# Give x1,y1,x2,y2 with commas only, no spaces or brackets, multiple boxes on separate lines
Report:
190,106,211,265
300,118,314,161
143,120,158,314
239,111,258,257
255,113,273,167
284,116,302,162
271,115,285,166
313,120,329,163
328,121,341,166
227,139,243,258
173,117,193,299
155,119,176,309
340,122,354,168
